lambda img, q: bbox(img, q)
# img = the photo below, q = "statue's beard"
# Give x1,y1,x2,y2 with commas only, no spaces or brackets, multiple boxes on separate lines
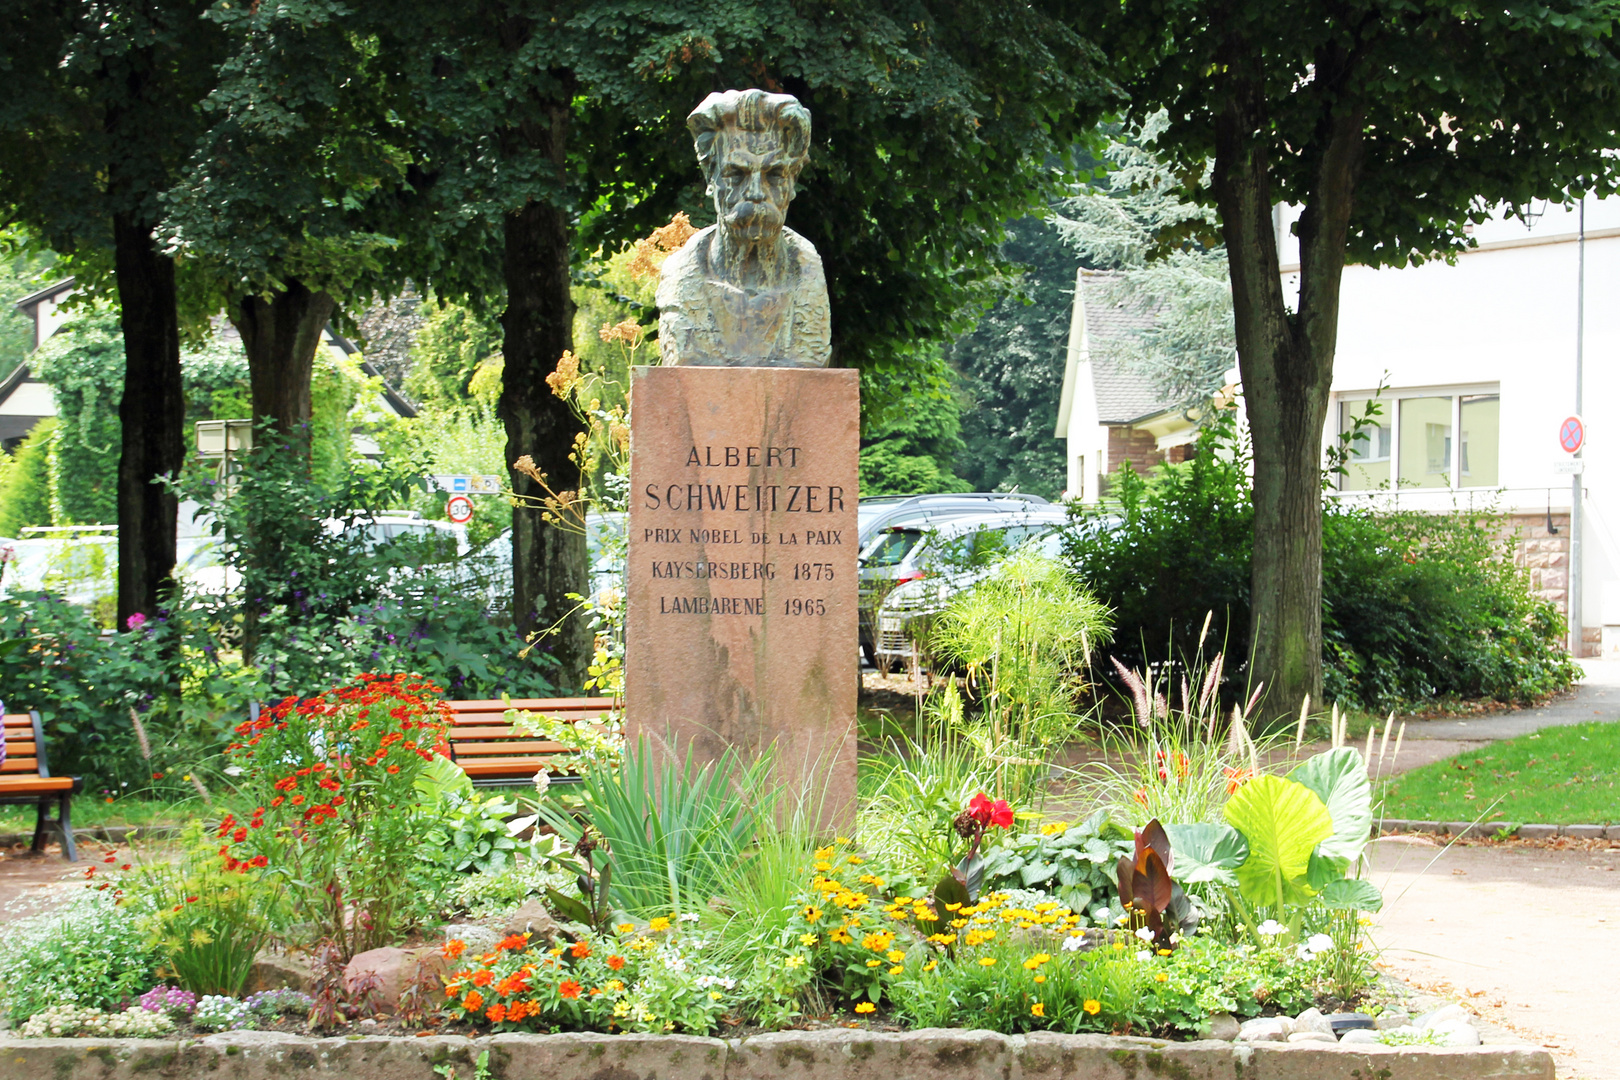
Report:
721,199,785,243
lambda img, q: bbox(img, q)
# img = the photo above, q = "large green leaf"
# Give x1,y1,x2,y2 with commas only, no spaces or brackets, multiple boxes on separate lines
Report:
1163,822,1249,888
1318,878,1383,913
1223,775,1334,909
1288,748,1373,862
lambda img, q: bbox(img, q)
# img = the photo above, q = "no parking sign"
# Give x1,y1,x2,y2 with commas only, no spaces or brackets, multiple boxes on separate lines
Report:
1560,415,1585,454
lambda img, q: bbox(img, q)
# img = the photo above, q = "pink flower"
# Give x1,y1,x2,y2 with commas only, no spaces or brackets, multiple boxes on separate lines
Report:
126,612,147,631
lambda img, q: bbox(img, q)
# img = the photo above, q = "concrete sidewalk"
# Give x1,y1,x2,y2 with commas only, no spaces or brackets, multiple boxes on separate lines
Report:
1397,658,1620,741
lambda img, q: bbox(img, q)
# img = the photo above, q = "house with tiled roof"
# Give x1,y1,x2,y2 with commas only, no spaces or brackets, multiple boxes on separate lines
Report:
1053,269,1200,502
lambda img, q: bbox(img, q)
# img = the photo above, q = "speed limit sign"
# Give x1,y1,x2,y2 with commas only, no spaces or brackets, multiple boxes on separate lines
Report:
446,495,475,524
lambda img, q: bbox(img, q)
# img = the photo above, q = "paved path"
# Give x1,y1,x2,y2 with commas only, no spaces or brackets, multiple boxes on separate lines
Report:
1397,658,1620,741
1371,836,1620,1080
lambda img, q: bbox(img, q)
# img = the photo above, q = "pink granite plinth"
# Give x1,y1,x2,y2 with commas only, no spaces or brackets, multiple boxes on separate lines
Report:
626,366,858,831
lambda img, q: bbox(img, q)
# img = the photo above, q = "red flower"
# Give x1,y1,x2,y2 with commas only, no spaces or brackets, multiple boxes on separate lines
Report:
967,792,1014,829
249,855,268,868
558,980,582,1000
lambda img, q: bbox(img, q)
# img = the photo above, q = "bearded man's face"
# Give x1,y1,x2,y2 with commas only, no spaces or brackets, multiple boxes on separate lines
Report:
711,130,797,244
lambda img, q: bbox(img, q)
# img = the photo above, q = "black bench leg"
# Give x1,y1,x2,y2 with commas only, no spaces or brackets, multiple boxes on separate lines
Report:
30,798,47,854
57,793,76,862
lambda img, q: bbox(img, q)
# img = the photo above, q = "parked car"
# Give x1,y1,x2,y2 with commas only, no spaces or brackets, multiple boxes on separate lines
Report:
0,527,118,607
857,492,1050,551
465,511,626,618
857,507,1069,665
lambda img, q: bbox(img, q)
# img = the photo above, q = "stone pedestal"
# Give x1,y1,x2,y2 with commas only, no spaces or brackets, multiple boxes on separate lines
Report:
626,365,858,830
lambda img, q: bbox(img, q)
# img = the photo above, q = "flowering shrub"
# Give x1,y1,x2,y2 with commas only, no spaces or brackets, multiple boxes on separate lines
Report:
0,889,158,1022
193,994,254,1031
137,985,198,1019
440,917,731,1034
219,673,453,957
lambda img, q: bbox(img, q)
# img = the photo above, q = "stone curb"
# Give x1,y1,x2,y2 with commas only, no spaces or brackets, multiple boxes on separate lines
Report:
1377,819,1620,840
0,1028,1554,1080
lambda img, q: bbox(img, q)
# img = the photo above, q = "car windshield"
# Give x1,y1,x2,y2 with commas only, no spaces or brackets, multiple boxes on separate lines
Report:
860,528,924,568
924,524,1047,573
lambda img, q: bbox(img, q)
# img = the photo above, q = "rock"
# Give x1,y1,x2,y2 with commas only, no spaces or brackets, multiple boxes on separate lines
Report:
1374,1010,1411,1030
357,1019,379,1032
1293,1007,1334,1035
1338,1029,1382,1045
1605,825,1620,842
1287,1032,1338,1044
1431,1020,1482,1047
440,923,501,953
244,949,315,995
1563,824,1604,839
492,898,564,942
1238,1017,1292,1042
1196,1013,1240,1041
1415,1003,1470,1030
343,946,448,1015
1518,824,1558,840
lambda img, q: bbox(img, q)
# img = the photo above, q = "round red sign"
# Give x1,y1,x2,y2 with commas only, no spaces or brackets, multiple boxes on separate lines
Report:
446,495,475,523
1559,415,1585,454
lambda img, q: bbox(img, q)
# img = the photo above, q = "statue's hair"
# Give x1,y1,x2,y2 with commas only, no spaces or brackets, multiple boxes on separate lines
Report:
688,89,811,180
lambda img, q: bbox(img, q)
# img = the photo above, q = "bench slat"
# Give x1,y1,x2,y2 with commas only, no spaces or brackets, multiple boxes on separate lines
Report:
0,776,75,793
458,758,580,777
446,698,614,711
451,741,571,756
0,758,41,773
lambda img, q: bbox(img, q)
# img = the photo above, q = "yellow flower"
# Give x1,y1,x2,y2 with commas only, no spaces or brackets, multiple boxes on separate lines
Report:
830,928,853,944
889,965,903,975
710,991,723,1001
1040,821,1068,836
802,905,823,923
845,855,865,865
835,837,852,845
978,957,997,967
1154,972,1169,983
814,861,833,872
1157,948,1172,956
614,1001,632,1018
1031,1003,1046,1018
1084,999,1101,1016
814,845,835,860
785,955,806,970
866,959,882,968
606,980,625,992
800,934,819,947
855,1002,875,1014
648,917,671,932
923,960,937,972
949,919,968,929
616,923,636,934
1034,975,1046,984
1111,942,1126,952
928,933,958,946
886,950,906,963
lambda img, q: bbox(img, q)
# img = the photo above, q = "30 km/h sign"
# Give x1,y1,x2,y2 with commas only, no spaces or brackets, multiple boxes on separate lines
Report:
1560,415,1586,454
446,495,475,524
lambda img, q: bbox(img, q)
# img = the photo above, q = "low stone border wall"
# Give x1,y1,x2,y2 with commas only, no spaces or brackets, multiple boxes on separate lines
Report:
0,1027,1553,1080
0,824,180,848
1378,819,1620,840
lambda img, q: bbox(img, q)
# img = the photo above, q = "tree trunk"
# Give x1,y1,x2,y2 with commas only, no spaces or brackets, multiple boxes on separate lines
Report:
498,98,590,688
1213,65,1364,720
228,280,335,661
231,278,337,452
113,214,185,630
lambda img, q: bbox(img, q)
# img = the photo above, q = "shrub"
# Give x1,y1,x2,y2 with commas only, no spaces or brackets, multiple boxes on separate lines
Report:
218,673,454,958
1063,418,1579,711
0,889,158,1022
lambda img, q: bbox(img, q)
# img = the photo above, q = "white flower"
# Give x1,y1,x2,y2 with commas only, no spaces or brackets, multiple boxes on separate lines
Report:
1306,933,1334,955
1061,934,1086,952
1093,908,1111,925
1135,949,1152,962
1168,932,1180,944
533,770,551,795
680,913,701,922
1134,926,1155,942
223,765,244,777
1256,919,1285,937
1296,945,1314,961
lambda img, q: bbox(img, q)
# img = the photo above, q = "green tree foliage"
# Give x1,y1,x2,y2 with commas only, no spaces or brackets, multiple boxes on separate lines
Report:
1069,0,1620,713
948,216,1076,498
0,237,56,380
859,361,968,497
405,301,505,409
31,313,124,525
1054,118,1235,414
0,418,56,536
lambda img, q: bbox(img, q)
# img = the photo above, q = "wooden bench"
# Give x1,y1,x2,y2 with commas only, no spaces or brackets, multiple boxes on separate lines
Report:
445,698,617,786
0,709,83,861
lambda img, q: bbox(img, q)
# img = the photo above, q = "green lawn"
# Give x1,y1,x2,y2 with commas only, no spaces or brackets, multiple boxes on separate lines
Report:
0,794,206,836
1378,721,1620,826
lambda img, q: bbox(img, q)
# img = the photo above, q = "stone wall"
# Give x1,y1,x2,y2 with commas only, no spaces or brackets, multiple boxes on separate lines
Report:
0,1028,1554,1080
1498,511,1591,655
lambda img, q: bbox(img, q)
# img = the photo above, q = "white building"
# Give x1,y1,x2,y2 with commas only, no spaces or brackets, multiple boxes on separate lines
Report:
1283,198,1620,655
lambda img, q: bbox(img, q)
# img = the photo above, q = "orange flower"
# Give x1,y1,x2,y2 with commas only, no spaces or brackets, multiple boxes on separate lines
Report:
486,1003,507,1023
606,955,626,971
463,990,484,1013
569,941,591,959
558,979,582,1000
472,970,494,987
498,933,530,952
